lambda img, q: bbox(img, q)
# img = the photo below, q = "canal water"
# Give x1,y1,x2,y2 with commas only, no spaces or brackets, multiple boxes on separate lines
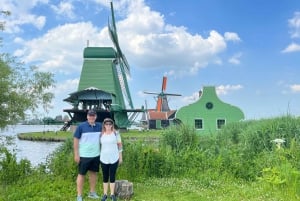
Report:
0,125,64,166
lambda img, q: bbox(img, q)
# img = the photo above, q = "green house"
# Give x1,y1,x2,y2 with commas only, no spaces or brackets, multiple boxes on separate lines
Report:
176,86,244,134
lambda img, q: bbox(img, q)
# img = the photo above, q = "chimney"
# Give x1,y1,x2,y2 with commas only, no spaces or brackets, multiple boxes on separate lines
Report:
199,90,202,97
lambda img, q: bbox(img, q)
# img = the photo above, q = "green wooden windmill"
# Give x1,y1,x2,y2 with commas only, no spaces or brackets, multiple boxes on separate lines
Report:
62,2,142,130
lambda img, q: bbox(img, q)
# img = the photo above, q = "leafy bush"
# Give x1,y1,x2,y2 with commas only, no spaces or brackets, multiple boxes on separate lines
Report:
0,147,32,185
45,138,77,180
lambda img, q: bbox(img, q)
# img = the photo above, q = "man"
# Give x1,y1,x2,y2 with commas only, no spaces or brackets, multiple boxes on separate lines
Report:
74,109,102,201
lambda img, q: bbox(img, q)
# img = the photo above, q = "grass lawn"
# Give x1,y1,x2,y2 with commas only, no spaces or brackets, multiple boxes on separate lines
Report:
131,177,289,201
1,176,292,201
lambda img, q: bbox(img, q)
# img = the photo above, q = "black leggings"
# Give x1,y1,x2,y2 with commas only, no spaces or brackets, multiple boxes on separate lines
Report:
100,160,119,183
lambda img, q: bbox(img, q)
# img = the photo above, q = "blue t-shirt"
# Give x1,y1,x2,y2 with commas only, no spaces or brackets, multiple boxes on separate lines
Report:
74,121,102,157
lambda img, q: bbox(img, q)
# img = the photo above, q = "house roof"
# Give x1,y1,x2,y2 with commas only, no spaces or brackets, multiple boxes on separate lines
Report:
147,109,177,120
64,87,114,103
83,47,116,59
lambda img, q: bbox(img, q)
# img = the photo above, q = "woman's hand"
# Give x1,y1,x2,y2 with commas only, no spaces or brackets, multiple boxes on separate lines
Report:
118,157,123,165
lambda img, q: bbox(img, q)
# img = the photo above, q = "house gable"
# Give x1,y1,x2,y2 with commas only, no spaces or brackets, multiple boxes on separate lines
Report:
176,86,244,134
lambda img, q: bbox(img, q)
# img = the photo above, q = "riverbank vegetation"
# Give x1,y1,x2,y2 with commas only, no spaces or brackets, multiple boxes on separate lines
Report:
1,115,300,200
16,129,162,142
17,130,71,141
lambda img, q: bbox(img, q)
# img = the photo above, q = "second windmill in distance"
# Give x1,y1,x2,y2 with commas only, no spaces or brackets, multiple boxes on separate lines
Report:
144,76,182,112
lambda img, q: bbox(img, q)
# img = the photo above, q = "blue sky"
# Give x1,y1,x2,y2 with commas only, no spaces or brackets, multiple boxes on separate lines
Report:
1,0,300,120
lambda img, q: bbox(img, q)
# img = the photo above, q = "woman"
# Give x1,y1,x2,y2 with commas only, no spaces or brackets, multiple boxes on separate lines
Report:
99,118,123,201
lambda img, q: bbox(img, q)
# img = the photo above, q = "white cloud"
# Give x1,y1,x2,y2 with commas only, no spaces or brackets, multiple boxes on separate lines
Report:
48,78,79,116
52,78,79,96
15,22,108,74
13,37,25,43
13,0,240,77
228,52,242,65
224,32,241,42
51,1,75,19
290,84,300,93
288,11,300,38
216,84,243,95
109,0,235,75
182,91,200,104
282,12,300,53
0,0,47,33
281,42,300,53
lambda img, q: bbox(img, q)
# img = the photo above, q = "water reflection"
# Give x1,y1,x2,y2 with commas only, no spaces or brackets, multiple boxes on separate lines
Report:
0,125,64,166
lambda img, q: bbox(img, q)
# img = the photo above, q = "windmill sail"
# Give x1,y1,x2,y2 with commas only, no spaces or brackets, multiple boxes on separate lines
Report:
108,1,133,109
108,2,130,75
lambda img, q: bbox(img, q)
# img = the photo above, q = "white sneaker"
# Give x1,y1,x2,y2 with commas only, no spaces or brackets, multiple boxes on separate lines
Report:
88,192,100,199
76,196,83,201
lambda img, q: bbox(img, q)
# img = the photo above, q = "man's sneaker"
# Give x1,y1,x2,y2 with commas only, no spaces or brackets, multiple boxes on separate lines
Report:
88,192,99,199
101,194,107,201
76,195,83,201
110,195,117,201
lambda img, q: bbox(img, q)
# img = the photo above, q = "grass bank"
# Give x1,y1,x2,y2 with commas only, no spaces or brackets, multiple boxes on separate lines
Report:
17,130,72,141
17,129,162,142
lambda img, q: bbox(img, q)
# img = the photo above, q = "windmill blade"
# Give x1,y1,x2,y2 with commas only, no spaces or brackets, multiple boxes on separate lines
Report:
108,24,130,75
144,91,181,96
108,4,119,48
115,59,134,109
109,2,117,38
163,93,182,96
108,2,130,76
156,97,163,112
143,91,160,95
162,76,167,92
120,53,130,76
108,17,121,56
108,20,118,48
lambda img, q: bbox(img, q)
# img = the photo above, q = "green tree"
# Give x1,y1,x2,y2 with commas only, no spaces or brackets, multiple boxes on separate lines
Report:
0,11,55,128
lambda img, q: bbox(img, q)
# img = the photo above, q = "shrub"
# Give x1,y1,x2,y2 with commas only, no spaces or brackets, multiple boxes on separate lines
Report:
0,147,32,185
45,138,77,180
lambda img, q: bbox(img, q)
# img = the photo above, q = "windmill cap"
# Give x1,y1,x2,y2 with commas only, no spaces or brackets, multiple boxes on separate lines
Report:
87,109,97,115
